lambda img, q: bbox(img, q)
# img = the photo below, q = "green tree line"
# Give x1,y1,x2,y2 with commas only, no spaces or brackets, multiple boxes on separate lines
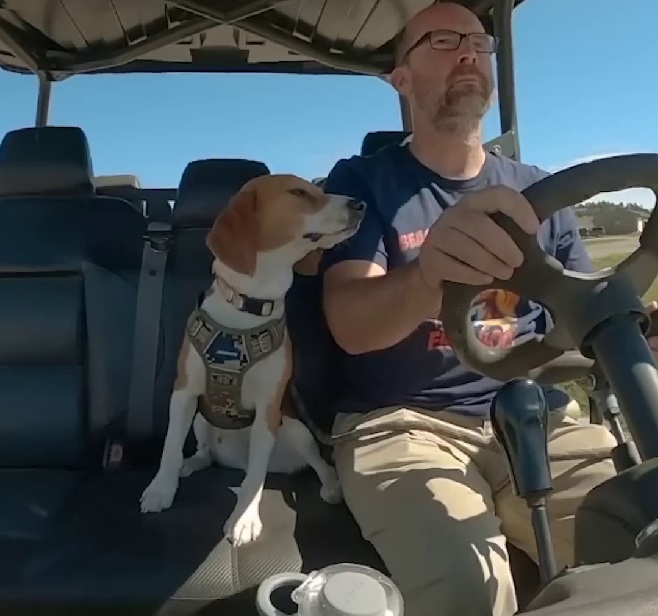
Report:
575,201,649,235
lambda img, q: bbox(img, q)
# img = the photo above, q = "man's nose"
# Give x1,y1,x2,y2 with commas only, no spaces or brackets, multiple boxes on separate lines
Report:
457,54,477,64
457,37,478,63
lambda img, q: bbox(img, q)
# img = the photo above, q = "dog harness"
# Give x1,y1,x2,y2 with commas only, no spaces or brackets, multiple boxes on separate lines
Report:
186,307,286,430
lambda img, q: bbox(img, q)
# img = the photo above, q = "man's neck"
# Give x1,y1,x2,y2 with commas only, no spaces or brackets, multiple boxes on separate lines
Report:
409,126,486,180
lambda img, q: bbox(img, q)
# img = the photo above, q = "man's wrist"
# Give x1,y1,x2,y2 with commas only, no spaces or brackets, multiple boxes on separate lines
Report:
411,257,440,291
409,258,444,311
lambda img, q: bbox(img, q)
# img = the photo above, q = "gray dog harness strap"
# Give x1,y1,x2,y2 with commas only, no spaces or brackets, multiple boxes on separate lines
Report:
186,308,286,429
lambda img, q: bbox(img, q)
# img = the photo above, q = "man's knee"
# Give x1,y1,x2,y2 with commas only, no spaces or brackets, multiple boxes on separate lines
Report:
573,420,618,450
551,413,617,449
549,418,617,487
563,398,582,420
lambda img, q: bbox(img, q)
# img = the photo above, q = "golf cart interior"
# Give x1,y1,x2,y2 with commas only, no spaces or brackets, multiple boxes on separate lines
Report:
3,1,658,615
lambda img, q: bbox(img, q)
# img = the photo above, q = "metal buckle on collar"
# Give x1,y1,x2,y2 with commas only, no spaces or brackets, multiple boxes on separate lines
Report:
225,287,244,311
216,276,278,317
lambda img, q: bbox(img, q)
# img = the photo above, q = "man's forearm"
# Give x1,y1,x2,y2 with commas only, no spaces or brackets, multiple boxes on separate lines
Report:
324,259,443,355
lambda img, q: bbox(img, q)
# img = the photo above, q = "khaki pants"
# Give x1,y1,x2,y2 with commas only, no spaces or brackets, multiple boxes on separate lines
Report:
333,405,617,616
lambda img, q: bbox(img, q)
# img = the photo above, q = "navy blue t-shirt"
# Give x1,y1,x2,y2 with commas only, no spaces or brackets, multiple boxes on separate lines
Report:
320,142,592,418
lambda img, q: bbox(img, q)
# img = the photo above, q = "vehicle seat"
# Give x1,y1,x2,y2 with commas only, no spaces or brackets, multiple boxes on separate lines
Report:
0,126,145,469
0,156,385,615
360,130,411,156
151,158,271,443
361,130,516,159
0,125,145,606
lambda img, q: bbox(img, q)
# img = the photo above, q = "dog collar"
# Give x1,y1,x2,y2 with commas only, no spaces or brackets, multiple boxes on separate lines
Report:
214,276,282,317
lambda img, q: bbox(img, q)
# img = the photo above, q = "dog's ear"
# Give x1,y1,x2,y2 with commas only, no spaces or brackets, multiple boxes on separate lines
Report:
207,190,259,277
293,249,323,276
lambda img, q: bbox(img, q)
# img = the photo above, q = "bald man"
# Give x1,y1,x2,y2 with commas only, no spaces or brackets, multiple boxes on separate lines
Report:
318,3,621,616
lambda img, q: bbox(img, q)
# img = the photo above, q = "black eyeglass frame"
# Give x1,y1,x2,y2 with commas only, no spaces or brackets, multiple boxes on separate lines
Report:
399,29,499,64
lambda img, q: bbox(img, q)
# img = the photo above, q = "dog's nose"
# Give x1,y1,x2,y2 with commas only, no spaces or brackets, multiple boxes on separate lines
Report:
347,198,366,212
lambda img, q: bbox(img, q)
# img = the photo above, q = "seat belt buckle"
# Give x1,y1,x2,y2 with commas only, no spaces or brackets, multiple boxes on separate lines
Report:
102,439,125,470
144,221,173,252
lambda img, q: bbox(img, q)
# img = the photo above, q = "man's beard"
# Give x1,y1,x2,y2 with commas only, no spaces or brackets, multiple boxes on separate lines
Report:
414,70,492,137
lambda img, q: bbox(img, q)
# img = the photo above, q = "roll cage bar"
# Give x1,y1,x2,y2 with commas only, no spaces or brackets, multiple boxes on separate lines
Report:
22,0,520,161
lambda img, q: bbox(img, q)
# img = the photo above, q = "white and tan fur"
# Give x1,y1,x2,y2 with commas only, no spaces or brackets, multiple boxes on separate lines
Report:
139,174,365,546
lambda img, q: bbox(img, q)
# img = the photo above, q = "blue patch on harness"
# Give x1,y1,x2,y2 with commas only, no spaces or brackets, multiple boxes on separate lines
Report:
205,332,249,372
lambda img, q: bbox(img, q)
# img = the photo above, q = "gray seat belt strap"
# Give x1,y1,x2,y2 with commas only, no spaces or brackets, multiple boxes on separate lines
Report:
127,201,173,440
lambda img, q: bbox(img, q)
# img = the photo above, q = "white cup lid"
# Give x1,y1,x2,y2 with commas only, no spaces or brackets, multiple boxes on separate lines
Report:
320,571,388,616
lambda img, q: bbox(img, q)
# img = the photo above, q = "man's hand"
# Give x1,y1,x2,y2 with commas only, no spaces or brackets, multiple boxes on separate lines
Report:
417,185,540,289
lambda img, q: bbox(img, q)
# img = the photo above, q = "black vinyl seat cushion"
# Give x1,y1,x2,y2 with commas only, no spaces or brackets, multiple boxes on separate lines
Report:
0,467,384,615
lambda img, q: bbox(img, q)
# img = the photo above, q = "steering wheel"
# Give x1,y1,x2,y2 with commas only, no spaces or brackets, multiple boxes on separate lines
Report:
440,154,658,461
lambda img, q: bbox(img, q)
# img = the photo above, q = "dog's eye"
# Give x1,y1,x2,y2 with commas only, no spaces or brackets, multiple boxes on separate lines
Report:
303,232,323,242
288,187,311,199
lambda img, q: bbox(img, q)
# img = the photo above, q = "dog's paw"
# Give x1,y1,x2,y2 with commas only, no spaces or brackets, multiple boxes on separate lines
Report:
140,476,178,513
180,454,211,478
320,476,343,505
224,507,263,547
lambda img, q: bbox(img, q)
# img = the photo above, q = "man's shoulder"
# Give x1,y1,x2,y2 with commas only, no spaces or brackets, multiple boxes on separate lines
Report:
487,152,550,191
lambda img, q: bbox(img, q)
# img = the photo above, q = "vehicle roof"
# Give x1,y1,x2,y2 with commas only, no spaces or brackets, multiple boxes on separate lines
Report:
0,0,526,79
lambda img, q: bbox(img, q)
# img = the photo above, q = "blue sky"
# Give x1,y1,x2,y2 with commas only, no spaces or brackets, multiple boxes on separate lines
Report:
0,0,655,206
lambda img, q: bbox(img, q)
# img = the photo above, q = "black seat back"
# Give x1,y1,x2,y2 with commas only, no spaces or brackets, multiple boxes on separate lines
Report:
286,272,341,434
292,134,411,431
361,130,517,159
287,135,408,433
151,159,270,439
361,131,411,156
0,126,145,469
288,136,411,433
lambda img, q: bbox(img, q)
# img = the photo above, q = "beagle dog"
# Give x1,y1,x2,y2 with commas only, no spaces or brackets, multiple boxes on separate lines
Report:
140,174,365,546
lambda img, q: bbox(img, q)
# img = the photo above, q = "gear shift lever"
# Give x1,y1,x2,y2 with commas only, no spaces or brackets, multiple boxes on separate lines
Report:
491,378,558,585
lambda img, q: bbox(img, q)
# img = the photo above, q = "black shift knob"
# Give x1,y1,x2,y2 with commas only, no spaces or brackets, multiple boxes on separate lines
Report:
491,378,552,499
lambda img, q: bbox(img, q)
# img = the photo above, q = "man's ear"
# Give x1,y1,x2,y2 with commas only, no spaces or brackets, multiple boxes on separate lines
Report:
293,249,323,276
389,66,408,96
206,190,259,277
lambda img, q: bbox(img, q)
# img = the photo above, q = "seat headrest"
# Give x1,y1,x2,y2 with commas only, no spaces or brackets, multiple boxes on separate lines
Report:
173,158,270,228
0,127,94,197
94,174,141,189
361,131,411,157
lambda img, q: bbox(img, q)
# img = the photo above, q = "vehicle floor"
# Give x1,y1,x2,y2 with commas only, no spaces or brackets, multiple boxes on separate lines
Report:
0,465,384,615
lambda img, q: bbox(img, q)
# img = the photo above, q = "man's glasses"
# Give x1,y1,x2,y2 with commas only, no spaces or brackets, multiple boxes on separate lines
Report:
401,29,498,63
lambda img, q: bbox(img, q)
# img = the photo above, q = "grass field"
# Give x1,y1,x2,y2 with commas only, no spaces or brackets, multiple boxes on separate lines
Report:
557,250,658,414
